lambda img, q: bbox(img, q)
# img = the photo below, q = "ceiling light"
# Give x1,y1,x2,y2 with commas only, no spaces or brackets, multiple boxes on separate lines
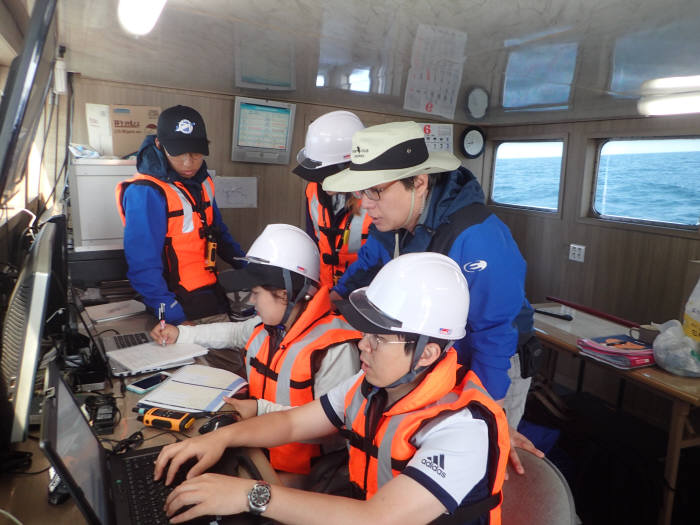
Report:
118,0,167,36
638,92,700,116
641,75,700,95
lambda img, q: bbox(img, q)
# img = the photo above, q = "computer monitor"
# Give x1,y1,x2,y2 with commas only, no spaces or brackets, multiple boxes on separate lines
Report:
0,0,57,207
231,96,296,165
0,221,57,448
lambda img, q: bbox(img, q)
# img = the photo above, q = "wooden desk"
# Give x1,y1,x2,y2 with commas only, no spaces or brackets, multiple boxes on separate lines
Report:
0,362,277,525
533,303,700,525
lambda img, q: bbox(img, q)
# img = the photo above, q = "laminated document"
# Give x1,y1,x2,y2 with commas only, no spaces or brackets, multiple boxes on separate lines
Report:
138,364,248,413
107,343,209,374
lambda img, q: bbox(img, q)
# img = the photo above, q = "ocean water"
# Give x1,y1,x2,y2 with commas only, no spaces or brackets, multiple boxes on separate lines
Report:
492,151,700,225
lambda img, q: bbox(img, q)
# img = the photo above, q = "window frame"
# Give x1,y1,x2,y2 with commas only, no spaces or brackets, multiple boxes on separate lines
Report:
587,136,700,231
485,136,568,217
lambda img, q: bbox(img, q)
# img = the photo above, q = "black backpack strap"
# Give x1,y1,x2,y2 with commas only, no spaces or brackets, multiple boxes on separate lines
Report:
428,203,492,255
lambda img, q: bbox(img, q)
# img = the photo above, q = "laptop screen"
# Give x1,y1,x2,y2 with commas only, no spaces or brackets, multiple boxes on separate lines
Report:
52,373,110,523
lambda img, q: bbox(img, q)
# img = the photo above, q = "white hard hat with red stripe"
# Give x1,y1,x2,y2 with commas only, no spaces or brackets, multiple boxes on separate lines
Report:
296,111,365,171
340,252,469,339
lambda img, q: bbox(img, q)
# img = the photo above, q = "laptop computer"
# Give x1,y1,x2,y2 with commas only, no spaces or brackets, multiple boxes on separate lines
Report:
39,362,254,525
72,290,194,377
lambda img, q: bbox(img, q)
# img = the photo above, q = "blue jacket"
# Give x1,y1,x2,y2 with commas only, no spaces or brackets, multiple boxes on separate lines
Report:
121,136,245,323
333,167,532,399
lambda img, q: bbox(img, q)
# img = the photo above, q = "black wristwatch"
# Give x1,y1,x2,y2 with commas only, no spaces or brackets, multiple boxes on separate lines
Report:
247,480,271,515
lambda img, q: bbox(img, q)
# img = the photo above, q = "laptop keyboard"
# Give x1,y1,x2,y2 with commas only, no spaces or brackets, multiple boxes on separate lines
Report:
123,451,192,525
114,332,150,349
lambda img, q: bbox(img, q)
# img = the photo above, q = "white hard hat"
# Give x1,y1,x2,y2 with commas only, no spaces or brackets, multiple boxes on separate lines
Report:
339,252,469,340
296,111,364,172
245,224,320,283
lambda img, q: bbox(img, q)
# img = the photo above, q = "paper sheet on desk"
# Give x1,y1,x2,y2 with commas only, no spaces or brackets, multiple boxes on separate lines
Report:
107,343,209,373
139,364,248,413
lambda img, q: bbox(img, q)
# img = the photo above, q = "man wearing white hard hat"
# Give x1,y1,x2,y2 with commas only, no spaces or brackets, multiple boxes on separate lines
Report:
155,253,510,525
293,111,372,289
322,120,542,473
152,224,360,486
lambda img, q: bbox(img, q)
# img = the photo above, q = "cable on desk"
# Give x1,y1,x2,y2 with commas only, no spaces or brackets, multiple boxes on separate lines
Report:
12,465,51,476
96,328,120,337
0,508,23,525
101,429,180,455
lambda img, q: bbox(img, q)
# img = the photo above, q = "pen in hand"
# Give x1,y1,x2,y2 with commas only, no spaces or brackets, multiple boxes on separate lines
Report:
159,302,166,346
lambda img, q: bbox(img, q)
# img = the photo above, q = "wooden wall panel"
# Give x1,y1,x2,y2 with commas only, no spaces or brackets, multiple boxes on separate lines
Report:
71,77,471,253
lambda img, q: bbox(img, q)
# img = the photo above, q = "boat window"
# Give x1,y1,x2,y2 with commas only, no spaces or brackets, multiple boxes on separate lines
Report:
491,141,563,211
594,138,700,227
502,42,577,111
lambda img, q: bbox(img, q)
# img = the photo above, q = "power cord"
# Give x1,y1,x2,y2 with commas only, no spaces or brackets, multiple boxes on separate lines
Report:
102,430,180,455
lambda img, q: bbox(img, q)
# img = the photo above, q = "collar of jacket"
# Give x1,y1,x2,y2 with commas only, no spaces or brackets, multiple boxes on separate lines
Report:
359,349,457,416
369,167,485,254
276,285,334,345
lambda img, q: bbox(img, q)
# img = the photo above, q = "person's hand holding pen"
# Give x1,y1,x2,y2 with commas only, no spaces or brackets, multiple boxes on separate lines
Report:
158,303,167,346
151,321,180,345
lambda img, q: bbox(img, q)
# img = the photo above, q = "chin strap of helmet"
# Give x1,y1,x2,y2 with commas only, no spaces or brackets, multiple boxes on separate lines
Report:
280,268,312,326
383,334,439,388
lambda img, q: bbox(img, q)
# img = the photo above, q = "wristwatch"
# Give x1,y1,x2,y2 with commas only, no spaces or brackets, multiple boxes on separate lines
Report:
247,480,271,515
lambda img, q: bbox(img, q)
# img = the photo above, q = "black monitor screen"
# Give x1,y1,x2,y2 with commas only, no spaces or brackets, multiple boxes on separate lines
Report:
0,0,57,207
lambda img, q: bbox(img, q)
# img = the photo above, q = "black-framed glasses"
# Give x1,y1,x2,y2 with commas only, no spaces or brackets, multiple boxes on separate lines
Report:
352,180,399,201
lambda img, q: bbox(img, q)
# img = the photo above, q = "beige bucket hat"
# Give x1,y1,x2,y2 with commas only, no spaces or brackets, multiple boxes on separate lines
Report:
322,121,460,193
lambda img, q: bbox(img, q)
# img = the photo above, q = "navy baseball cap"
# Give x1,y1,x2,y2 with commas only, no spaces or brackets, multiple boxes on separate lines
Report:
157,105,209,156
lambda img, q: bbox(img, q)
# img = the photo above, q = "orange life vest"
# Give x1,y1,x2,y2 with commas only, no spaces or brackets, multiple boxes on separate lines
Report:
342,350,509,525
306,183,371,289
244,287,361,474
116,173,217,293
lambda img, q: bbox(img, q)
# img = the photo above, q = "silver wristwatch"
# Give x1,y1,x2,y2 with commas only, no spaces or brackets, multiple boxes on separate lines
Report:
247,480,271,515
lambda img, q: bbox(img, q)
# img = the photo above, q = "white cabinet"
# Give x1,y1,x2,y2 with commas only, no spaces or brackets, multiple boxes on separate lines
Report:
68,158,136,252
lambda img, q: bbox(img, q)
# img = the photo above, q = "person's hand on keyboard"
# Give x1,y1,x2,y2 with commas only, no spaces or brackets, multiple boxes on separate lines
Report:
153,430,227,487
164,473,256,524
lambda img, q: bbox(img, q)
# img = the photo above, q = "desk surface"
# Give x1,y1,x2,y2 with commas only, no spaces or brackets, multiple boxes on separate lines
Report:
0,355,277,525
533,302,700,406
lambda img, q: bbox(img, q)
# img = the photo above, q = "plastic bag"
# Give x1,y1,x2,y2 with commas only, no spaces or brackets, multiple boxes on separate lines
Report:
68,143,100,158
683,276,700,342
652,320,700,377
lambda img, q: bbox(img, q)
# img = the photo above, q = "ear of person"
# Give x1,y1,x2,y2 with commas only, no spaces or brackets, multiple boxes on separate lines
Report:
415,342,442,368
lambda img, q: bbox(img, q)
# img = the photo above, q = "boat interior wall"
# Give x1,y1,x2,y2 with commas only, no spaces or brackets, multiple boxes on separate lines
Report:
57,0,700,126
70,76,483,251
489,115,700,328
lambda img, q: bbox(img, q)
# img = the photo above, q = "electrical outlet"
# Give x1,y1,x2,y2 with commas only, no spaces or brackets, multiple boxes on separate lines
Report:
569,244,585,262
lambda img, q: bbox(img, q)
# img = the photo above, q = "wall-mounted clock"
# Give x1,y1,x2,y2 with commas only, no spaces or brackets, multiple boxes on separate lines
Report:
466,86,489,119
460,126,485,158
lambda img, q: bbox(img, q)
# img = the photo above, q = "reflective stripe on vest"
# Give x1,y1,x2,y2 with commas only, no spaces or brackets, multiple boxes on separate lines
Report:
170,184,195,233
306,183,371,288
116,173,217,292
306,184,322,241
243,288,361,474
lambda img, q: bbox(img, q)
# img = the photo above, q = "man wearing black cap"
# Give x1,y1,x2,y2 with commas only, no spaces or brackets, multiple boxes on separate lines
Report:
116,105,245,324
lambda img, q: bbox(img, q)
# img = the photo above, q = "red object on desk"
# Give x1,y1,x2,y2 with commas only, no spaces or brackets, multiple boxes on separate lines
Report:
545,296,640,327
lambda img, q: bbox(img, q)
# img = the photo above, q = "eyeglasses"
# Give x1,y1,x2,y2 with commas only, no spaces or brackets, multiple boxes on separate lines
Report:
361,333,414,352
352,180,399,201
163,147,204,161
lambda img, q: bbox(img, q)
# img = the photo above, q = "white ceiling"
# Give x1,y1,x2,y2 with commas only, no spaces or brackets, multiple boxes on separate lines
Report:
57,0,700,125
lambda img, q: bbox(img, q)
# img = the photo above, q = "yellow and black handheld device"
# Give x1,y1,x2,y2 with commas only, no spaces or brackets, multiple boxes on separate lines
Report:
205,238,217,271
139,408,195,432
